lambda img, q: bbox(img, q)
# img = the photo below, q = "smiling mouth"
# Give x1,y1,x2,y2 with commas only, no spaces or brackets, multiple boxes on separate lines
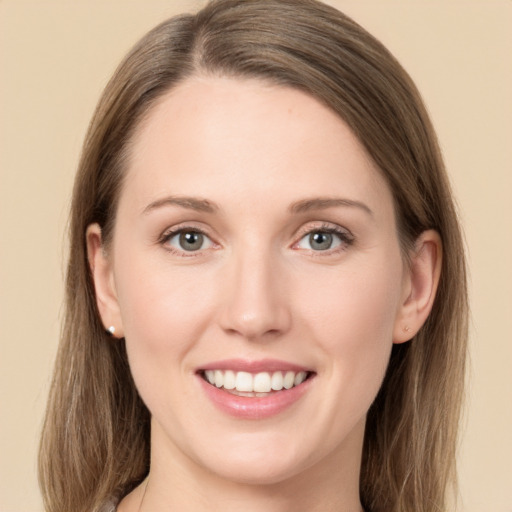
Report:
199,369,315,397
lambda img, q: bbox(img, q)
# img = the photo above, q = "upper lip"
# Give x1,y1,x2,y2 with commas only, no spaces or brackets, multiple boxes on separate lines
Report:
198,358,313,373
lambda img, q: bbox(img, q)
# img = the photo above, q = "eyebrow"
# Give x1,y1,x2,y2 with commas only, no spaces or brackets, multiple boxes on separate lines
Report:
289,197,374,216
142,195,373,217
142,195,218,215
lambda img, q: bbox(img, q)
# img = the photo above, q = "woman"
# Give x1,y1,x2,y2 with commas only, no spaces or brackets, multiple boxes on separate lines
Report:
38,1,468,511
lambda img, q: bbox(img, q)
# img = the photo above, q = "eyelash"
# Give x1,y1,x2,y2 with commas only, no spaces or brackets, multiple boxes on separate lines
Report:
292,223,354,255
158,222,354,257
158,225,215,257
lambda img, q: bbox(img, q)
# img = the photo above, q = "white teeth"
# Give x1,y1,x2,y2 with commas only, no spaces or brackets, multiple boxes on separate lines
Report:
283,371,295,389
203,369,309,393
271,371,284,391
294,371,307,386
205,370,215,385
223,370,236,390
235,371,253,392
253,372,272,392
214,370,224,388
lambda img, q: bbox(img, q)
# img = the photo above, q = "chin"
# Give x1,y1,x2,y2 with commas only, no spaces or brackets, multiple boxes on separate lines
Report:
206,457,306,486
191,431,321,486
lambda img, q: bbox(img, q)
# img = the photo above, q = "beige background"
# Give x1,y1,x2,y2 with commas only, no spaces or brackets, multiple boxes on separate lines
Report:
1,1,511,511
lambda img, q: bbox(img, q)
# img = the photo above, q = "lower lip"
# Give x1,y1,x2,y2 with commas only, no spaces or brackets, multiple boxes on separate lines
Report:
198,375,313,420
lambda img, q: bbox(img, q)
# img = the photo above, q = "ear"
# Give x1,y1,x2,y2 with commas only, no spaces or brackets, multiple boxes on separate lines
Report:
393,230,442,343
86,223,124,338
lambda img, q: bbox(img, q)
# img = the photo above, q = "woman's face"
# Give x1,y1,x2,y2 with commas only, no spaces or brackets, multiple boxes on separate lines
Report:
93,77,412,485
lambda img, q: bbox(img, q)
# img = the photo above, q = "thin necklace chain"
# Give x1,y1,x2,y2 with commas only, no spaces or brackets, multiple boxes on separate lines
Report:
135,478,366,512
137,478,149,512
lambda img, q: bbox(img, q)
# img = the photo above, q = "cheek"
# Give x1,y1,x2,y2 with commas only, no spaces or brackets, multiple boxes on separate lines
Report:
112,254,218,396
307,260,401,342
300,255,403,401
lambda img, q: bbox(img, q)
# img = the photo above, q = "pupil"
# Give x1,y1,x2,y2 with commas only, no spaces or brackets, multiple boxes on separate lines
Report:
180,232,203,251
310,232,332,250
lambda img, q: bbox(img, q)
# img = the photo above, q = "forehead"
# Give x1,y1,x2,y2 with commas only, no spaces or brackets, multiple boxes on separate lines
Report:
122,76,393,218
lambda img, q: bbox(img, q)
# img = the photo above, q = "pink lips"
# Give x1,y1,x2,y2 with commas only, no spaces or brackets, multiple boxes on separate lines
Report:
200,358,310,373
196,359,314,420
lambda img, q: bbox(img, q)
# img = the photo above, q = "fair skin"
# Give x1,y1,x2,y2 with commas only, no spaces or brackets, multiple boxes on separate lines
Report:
87,77,441,512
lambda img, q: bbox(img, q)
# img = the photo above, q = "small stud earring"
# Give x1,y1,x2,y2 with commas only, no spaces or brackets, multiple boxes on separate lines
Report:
107,325,116,336
403,325,412,333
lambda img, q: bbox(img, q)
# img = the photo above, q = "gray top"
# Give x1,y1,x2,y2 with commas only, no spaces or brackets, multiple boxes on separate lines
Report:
98,497,119,512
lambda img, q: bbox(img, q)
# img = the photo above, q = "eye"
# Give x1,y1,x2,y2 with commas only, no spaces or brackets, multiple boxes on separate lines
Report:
295,227,352,252
165,230,214,252
297,231,341,251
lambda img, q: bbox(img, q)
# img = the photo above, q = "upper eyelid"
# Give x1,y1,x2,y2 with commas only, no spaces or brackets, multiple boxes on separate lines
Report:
294,221,354,239
156,221,354,247
291,222,355,251
159,222,214,239
158,226,218,256
157,226,217,253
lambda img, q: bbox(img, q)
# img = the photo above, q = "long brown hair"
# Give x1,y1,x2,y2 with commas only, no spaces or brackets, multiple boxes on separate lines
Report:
39,1,468,511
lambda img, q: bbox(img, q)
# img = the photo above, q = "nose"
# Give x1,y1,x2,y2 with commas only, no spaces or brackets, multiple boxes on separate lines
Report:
218,246,292,341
